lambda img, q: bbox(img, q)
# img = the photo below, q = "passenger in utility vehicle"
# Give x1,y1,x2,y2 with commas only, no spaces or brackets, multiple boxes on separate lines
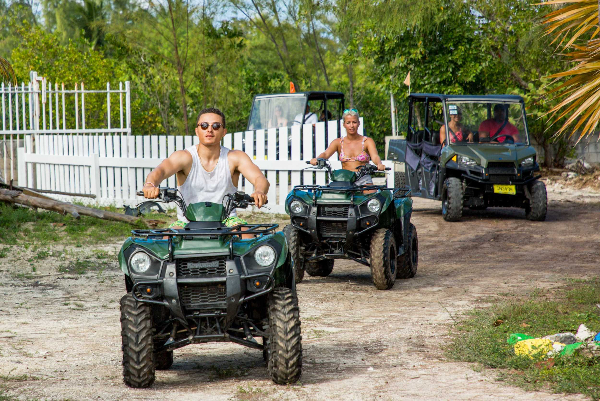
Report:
439,105,473,145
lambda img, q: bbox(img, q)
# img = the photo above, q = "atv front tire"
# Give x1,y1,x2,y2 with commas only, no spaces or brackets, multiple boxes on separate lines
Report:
370,228,397,290
283,225,304,283
267,288,302,384
525,180,547,221
305,259,334,277
397,224,418,279
442,177,463,222
120,293,155,388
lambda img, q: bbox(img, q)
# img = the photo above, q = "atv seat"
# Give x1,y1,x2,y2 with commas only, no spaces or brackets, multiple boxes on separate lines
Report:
328,181,355,189
185,221,225,230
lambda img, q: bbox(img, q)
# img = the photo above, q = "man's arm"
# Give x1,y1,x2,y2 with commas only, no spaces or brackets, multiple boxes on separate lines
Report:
230,150,269,208
143,150,191,199
311,138,340,165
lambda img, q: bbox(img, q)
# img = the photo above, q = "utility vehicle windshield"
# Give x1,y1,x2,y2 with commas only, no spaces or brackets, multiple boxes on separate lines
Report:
443,102,529,146
247,94,307,130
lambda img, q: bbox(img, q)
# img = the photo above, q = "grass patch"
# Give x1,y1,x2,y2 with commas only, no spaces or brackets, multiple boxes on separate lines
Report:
58,258,110,275
446,279,600,398
0,203,168,245
0,248,7,258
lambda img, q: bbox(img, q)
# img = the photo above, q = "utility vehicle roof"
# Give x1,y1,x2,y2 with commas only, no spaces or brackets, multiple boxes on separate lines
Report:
409,93,524,103
253,91,345,100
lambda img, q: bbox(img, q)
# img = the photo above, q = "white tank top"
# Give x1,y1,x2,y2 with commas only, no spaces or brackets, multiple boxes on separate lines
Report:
177,145,238,222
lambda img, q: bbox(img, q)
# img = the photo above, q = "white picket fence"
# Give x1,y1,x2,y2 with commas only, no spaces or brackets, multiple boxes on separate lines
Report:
17,119,395,214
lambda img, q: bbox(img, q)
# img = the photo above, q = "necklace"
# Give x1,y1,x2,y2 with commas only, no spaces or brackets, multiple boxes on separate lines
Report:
198,146,219,174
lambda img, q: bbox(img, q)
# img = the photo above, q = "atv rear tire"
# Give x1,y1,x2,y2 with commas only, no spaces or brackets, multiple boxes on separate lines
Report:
305,259,334,277
525,181,547,221
283,225,304,283
370,228,397,290
267,288,302,384
442,177,463,222
120,294,155,388
394,171,407,188
397,224,418,279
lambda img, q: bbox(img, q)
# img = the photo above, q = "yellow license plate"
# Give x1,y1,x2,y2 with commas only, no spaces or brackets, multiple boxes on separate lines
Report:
493,184,516,195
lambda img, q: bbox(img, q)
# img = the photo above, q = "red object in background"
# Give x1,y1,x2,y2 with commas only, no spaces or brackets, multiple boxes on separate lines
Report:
290,82,296,93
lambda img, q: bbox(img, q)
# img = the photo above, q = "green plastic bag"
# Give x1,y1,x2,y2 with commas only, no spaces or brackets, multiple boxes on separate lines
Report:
508,333,535,345
559,342,583,356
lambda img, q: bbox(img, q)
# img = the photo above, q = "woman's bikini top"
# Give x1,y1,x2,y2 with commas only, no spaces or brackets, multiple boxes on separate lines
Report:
339,136,371,162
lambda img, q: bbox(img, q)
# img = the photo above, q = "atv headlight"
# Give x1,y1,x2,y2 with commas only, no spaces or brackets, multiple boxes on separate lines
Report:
367,198,381,213
458,155,478,167
130,252,151,273
520,156,534,167
254,245,276,267
290,200,304,214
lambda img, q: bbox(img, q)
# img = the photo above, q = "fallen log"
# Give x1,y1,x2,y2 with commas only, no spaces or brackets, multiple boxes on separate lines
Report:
0,182,80,218
0,188,146,226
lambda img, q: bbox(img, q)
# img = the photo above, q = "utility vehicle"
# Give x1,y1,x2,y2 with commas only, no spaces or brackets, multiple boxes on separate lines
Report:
284,160,418,290
388,93,546,221
118,189,301,388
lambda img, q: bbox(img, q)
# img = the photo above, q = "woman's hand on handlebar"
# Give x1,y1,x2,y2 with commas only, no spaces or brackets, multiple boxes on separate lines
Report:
251,190,268,208
142,182,160,199
377,163,386,171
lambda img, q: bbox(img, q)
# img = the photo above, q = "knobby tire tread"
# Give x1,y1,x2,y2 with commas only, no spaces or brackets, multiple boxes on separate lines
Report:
526,181,547,221
267,288,302,384
120,293,156,388
283,225,304,283
443,177,463,222
370,228,397,290
397,223,418,279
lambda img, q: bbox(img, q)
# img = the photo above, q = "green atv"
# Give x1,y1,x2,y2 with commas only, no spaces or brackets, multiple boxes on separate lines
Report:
390,93,546,222
284,160,418,290
117,189,301,388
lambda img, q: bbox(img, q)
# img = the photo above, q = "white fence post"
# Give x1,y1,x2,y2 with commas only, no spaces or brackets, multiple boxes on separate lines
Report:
90,153,101,198
17,147,25,187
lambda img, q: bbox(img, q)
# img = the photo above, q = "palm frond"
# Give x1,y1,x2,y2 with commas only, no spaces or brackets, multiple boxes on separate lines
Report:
0,56,17,85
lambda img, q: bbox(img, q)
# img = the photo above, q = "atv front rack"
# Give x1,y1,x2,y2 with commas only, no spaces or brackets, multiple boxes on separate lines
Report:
131,223,279,261
131,223,278,238
291,185,411,198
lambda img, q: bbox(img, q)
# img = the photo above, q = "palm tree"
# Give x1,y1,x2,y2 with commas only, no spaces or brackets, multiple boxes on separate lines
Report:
543,0,600,140
0,56,16,85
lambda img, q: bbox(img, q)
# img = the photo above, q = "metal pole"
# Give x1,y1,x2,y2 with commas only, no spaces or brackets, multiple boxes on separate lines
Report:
107,82,111,130
390,92,396,136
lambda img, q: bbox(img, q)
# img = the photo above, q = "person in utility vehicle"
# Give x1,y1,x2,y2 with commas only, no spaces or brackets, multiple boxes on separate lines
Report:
141,107,269,229
439,105,473,145
309,108,385,185
478,104,520,143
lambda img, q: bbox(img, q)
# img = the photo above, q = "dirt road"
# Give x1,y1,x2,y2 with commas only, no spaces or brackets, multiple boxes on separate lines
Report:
0,183,598,400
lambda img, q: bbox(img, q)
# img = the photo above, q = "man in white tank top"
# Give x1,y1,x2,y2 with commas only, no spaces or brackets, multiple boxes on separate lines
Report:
141,108,269,227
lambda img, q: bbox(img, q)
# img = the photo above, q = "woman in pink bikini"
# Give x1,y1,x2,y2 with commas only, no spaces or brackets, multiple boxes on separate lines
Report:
309,108,385,185
439,106,473,145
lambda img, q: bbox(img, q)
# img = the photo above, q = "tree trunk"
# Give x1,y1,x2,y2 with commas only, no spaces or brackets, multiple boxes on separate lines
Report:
310,18,330,86
0,188,145,225
347,64,355,107
168,0,190,135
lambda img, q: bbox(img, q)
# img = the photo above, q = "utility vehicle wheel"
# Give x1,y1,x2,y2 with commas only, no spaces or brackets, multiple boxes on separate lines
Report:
370,228,397,290
397,224,418,279
267,288,302,384
283,225,304,283
120,294,155,388
442,177,463,222
394,171,407,188
305,259,334,277
525,180,547,221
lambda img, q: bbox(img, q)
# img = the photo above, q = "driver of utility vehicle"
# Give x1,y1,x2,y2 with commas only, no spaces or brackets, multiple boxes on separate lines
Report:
309,108,385,185
478,104,520,143
142,107,269,229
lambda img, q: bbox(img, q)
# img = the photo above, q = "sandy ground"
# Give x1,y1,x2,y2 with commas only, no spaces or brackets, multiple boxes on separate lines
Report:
0,181,599,400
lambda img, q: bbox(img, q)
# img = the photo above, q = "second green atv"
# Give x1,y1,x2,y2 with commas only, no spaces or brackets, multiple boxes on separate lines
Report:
389,93,546,222
284,160,418,290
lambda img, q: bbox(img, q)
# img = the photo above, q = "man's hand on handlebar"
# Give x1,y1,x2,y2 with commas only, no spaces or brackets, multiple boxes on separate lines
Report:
142,182,160,199
251,190,267,208
309,158,318,166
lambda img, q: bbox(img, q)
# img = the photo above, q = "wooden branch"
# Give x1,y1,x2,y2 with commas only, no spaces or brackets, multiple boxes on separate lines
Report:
0,188,146,226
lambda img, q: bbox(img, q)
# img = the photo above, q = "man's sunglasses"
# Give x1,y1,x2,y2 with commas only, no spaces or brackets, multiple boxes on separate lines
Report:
198,122,224,130
343,108,358,113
